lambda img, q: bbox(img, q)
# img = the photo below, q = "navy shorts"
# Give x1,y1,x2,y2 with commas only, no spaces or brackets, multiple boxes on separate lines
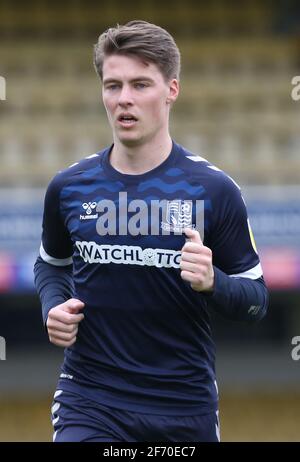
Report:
51,389,220,442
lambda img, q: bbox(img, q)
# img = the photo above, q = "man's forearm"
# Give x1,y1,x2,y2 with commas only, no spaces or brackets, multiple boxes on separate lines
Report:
34,256,74,323
205,266,269,323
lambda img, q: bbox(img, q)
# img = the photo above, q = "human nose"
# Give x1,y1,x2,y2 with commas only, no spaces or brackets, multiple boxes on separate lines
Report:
118,84,133,106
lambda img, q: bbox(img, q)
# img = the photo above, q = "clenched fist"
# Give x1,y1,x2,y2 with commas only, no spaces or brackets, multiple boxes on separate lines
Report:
46,298,85,347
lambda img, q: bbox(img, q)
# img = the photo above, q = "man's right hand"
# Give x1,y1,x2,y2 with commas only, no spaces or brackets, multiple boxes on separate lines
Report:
46,298,85,347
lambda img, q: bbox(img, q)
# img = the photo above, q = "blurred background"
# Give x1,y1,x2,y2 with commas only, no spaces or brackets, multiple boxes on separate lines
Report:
0,0,300,442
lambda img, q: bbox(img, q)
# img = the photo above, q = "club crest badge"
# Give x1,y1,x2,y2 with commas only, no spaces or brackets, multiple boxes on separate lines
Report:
161,200,193,232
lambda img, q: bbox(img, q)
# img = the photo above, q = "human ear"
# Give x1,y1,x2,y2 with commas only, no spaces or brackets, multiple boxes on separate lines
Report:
167,79,179,104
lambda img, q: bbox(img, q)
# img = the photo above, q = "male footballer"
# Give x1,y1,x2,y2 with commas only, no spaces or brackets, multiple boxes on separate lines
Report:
34,20,268,442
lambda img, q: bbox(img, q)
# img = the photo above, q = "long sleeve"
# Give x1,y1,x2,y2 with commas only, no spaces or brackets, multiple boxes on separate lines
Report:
34,171,74,324
205,267,268,323
202,172,269,323
34,256,74,323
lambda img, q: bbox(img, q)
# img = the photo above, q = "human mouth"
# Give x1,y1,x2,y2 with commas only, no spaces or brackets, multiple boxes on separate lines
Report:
117,114,138,128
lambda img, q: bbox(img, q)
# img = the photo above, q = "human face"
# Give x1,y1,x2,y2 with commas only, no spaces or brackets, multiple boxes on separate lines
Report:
102,54,179,147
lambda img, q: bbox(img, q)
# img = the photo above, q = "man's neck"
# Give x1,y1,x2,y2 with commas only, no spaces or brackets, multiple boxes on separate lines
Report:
109,135,173,175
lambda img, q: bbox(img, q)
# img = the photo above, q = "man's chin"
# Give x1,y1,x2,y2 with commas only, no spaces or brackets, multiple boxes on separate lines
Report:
118,136,144,148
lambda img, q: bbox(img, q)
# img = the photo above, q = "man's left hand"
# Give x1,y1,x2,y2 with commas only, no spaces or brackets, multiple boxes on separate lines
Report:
180,227,214,292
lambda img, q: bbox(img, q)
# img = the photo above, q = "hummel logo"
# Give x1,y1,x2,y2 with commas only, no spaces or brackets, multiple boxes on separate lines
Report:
82,202,97,214
80,202,98,220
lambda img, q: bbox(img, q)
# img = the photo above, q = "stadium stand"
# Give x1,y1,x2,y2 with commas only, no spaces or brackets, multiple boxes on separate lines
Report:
0,0,299,185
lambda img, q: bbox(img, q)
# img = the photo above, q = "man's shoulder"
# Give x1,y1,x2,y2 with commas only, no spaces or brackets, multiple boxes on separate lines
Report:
177,143,240,194
46,148,107,193
56,149,106,181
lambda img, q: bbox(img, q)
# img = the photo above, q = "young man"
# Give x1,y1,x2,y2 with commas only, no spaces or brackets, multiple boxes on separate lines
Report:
34,20,268,442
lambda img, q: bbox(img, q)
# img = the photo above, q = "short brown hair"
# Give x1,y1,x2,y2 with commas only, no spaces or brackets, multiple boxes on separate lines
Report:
93,20,181,82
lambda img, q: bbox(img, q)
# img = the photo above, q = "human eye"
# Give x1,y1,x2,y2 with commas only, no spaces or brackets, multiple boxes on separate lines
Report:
105,83,121,91
134,82,149,89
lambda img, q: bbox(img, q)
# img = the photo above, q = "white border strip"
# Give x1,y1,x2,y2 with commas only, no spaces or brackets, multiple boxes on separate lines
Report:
229,262,262,280
40,243,73,266
186,155,207,162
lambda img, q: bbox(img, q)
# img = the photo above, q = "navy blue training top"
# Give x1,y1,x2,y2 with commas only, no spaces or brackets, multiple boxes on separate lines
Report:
36,140,266,415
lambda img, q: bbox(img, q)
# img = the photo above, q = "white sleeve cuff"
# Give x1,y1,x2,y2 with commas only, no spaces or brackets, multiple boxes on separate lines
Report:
40,243,73,266
229,262,263,280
